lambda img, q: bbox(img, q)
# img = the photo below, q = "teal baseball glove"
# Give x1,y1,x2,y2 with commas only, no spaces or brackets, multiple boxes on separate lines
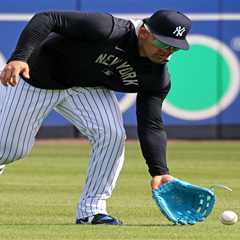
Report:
152,178,216,225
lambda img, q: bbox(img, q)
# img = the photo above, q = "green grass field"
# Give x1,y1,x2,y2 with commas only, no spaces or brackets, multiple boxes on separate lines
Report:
0,141,239,240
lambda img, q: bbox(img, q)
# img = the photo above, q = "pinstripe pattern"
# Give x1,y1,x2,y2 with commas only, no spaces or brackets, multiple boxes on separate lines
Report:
0,79,63,164
55,87,126,219
0,80,126,219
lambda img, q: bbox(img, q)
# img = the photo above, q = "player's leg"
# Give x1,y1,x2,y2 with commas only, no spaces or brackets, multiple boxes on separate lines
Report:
0,78,64,166
55,87,126,223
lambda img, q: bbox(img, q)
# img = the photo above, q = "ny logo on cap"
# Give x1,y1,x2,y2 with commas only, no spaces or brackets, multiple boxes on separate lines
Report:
173,26,186,37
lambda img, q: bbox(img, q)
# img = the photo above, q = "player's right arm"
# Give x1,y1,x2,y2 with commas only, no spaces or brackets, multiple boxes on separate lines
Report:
0,11,115,86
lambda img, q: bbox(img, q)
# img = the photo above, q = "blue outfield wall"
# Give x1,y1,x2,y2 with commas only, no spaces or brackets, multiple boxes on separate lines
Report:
0,0,240,138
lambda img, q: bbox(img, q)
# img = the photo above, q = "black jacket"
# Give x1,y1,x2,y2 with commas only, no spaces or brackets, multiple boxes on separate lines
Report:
9,11,171,176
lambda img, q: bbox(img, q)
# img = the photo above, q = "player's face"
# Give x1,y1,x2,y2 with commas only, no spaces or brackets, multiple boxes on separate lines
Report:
139,26,179,64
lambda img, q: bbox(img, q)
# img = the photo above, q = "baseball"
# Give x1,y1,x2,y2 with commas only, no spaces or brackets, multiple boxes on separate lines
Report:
219,210,238,225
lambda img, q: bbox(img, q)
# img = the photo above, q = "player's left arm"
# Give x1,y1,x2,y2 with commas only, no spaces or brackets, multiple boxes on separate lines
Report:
136,91,174,189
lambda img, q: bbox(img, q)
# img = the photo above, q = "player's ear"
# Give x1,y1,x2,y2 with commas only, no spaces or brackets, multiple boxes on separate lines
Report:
139,25,150,40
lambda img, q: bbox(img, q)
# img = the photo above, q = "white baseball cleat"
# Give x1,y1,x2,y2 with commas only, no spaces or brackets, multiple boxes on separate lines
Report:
0,165,6,175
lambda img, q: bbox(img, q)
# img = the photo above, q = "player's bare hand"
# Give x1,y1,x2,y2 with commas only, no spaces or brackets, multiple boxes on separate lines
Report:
0,60,30,87
151,174,174,189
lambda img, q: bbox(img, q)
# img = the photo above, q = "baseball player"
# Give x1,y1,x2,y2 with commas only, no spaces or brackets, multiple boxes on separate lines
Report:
0,10,191,225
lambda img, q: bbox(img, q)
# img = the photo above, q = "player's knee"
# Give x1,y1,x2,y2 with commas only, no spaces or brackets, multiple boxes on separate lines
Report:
107,126,126,144
117,127,127,142
0,144,29,164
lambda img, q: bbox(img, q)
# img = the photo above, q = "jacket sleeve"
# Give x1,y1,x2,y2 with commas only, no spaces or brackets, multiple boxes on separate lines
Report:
136,92,169,176
8,11,114,62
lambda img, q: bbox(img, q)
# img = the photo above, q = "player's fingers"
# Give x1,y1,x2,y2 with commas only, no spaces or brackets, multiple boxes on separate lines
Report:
9,77,17,87
9,70,20,86
1,65,14,85
5,66,14,81
0,69,10,86
22,67,30,79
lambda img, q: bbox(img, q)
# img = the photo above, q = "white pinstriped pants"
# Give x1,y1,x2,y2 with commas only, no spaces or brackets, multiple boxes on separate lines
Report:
0,79,126,219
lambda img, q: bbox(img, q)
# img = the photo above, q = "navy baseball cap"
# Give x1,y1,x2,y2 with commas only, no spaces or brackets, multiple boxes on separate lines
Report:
143,10,192,50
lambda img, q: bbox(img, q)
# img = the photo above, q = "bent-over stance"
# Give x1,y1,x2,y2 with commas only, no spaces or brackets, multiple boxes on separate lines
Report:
0,10,191,224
